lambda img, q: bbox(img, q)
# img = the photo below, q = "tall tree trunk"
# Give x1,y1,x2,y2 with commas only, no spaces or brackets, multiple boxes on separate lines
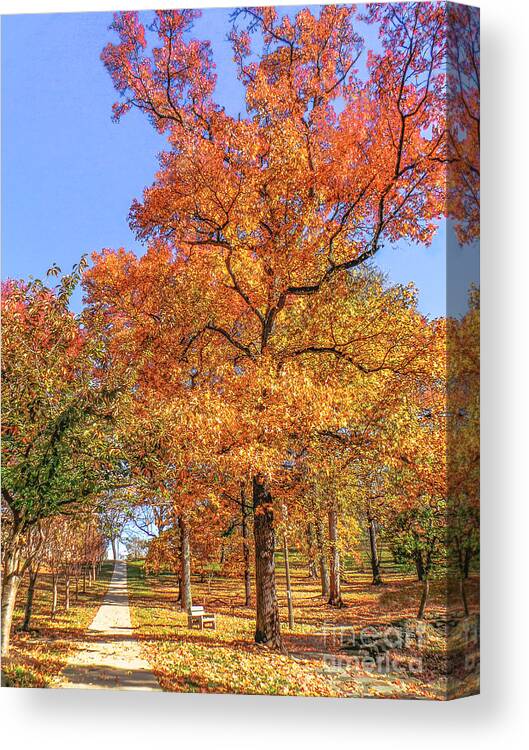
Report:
328,505,344,607
417,578,429,619
0,572,21,658
82,567,87,593
1,523,26,658
111,538,117,560
368,516,383,586
176,573,182,606
171,525,181,606
463,548,472,579
306,523,318,579
241,485,251,607
179,515,192,615
51,573,58,616
22,565,40,632
315,516,330,598
252,474,282,649
282,532,294,629
65,573,71,611
92,562,96,582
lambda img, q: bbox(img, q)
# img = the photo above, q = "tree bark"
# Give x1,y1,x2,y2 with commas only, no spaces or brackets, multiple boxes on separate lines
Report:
241,485,252,607
22,565,40,632
414,550,425,582
51,573,59,616
176,573,182,607
1,570,22,657
253,475,282,649
417,578,429,619
179,514,192,615
463,548,472,579
368,516,383,586
2,573,21,658
111,538,117,560
1,521,26,657
315,515,330,598
65,574,71,611
328,506,344,607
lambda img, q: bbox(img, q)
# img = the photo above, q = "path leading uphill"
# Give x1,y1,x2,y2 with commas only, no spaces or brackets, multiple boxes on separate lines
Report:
58,560,160,691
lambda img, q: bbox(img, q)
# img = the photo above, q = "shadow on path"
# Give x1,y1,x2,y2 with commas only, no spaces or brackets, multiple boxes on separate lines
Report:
58,561,160,691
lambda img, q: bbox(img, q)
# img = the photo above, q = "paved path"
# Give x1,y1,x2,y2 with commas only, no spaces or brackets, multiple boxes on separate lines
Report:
59,560,160,691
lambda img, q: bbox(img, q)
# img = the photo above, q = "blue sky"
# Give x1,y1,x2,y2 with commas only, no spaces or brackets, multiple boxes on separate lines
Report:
1,7,478,318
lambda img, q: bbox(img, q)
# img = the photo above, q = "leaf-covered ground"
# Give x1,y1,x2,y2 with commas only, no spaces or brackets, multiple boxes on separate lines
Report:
2,556,478,698
2,563,113,688
127,558,479,700
127,562,340,696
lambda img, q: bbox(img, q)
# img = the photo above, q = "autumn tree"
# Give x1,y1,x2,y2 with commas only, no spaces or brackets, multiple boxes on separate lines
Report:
445,7,480,610
106,385,240,613
347,462,388,586
386,330,448,618
1,263,124,657
446,289,479,615
88,4,448,648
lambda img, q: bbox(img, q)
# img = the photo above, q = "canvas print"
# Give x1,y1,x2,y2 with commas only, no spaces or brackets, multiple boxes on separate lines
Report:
1,2,479,700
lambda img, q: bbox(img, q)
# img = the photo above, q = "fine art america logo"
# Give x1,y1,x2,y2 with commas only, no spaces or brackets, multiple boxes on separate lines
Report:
319,620,480,679
321,623,425,677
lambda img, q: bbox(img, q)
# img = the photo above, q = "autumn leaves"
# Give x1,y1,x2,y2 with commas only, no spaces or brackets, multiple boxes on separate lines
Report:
85,5,456,648
2,4,479,665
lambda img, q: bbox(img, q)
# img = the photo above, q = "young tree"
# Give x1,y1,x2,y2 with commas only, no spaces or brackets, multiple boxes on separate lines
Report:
447,290,480,615
19,523,45,632
386,337,449,619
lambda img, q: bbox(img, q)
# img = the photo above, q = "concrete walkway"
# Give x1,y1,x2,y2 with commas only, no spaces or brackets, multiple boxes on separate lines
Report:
59,560,160,691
